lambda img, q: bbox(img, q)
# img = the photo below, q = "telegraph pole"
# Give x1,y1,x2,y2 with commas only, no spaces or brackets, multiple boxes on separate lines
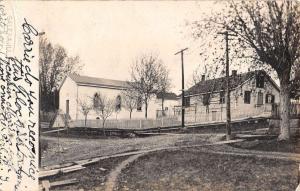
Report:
218,31,236,140
175,48,188,129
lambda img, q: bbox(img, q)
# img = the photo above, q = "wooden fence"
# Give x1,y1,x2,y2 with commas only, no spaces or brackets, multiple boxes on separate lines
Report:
183,104,275,124
271,103,300,118
67,117,181,129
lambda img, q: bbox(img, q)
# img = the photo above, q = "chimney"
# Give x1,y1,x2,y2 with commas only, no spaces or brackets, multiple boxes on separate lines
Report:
232,70,237,77
201,75,205,81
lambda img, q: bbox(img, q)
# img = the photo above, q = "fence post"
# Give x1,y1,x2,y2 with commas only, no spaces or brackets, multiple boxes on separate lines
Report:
139,119,142,129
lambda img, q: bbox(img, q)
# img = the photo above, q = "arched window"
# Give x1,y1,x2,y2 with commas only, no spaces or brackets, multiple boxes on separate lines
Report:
116,95,121,111
93,93,100,108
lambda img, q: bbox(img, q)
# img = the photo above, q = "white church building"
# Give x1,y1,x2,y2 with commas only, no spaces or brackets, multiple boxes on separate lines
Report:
57,74,177,121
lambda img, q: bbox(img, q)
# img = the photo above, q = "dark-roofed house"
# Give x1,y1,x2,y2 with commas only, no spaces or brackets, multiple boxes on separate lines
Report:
56,74,178,125
179,70,280,123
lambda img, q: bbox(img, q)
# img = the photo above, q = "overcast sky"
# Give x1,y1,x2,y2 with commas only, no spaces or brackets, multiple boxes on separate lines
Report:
15,1,220,94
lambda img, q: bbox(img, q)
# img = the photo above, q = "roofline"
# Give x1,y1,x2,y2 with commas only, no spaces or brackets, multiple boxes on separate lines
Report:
180,78,253,97
57,75,130,91
77,83,128,90
156,97,178,100
181,73,280,98
266,75,280,92
57,75,70,91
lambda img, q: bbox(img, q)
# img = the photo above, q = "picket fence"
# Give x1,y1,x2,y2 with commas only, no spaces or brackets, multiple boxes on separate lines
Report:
68,117,181,129
271,103,300,118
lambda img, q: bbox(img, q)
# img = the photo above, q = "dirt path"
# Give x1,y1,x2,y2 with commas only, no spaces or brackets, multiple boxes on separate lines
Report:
42,136,300,190
116,148,298,191
198,144,300,162
105,154,144,191
100,139,300,191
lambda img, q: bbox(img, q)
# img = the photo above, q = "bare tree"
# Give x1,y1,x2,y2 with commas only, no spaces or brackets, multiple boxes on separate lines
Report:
157,65,172,116
129,53,165,119
121,88,138,119
39,36,83,111
191,1,300,140
92,92,115,133
78,99,93,128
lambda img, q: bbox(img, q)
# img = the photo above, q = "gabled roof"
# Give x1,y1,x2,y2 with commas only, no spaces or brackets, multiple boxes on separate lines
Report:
156,92,178,100
185,70,279,96
68,74,129,89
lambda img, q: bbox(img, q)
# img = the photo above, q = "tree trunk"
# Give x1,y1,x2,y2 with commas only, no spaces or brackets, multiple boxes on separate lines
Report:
130,110,132,119
145,102,148,119
161,97,165,117
102,120,106,136
84,115,87,132
278,76,290,141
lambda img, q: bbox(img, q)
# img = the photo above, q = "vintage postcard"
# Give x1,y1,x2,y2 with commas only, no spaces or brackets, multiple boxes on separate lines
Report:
1,0,300,191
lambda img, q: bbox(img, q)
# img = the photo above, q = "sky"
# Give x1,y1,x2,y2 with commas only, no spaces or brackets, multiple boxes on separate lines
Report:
14,1,220,94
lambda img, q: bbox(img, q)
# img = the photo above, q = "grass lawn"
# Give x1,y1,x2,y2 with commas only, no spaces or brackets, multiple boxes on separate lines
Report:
40,124,300,190
230,136,300,154
40,137,299,191
117,148,298,191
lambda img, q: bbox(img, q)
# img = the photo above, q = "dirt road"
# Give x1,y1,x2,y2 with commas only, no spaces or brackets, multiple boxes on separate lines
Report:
41,133,223,167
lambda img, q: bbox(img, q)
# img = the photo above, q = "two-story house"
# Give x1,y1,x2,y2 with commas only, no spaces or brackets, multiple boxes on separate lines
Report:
178,70,280,123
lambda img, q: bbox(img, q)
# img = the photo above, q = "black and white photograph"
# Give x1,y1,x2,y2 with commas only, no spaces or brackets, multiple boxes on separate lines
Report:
0,0,300,190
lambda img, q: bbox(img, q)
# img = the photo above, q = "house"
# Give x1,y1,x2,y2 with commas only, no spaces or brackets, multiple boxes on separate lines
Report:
178,70,280,123
57,74,177,122
155,92,178,118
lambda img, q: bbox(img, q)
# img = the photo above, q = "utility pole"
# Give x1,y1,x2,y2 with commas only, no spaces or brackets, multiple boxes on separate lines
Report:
217,31,236,140
175,48,188,129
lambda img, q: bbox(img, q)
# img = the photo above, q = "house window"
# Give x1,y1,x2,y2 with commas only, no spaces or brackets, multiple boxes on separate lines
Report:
257,92,263,105
203,93,211,106
184,97,190,107
137,97,142,111
219,91,225,104
271,95,275,103
212,111,217,121
115,95,122,111
244,91,251,104
256,74,265,88
265,94,275,104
